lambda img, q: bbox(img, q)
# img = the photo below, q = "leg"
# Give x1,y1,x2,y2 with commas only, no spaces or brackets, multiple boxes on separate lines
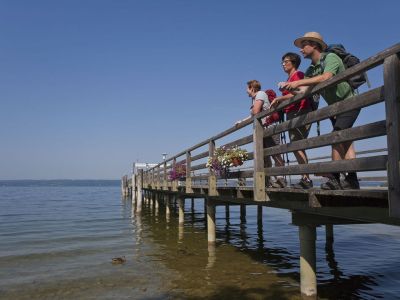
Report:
290,128,313,188
324,109,360,190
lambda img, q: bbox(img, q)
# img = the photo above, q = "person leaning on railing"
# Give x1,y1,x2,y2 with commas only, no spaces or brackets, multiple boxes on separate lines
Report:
235,80,286,188
270,52,314,189
280,32,360,190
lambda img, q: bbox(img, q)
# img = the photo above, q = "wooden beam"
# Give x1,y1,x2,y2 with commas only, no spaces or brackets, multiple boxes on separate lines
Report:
264,87,384,138
384,54,400,218
265,155,387,176
265,121,386,156
191,163,207,171
191,151,208,162
186,151,193,193
208,140,218,196
253,117,266,201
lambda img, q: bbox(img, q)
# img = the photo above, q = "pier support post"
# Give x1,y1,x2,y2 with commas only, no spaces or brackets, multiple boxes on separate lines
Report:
240,204,246,223
153,193,159,217
131,173,136,202
165,195,171,222
178,224,184,241
207,199,216,244
225,204,230,221
137,171,143,213
136,193,142,213
299,225,317,299
206,243,216,270
325,224,334,243
178,197,185,225
257,205,263,225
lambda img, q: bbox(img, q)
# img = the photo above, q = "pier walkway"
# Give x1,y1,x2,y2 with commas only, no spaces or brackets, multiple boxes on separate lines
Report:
122,43,400,299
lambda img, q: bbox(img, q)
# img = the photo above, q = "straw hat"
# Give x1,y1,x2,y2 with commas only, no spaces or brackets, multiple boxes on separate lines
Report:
294,32,327,51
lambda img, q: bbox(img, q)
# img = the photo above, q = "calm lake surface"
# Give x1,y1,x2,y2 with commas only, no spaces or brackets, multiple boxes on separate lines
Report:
1,180,400,299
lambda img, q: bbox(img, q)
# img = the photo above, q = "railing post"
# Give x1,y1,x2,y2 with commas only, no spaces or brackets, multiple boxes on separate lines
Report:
384,53,400,218
163,160,167,190
208,140,218,196
253,116,266,201
186,151,193,193
151,168,155,189
172,158,178,192
157,165,161,190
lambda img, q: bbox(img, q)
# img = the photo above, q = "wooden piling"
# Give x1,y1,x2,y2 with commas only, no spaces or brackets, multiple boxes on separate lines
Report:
178,197,185,225
240,204,246,223
131,174,136,202
257,205,263,224
299,225,317,299
207,199,216,244
166,195,171,221
136,171,143,212
225,204,230,221
326,224,334,243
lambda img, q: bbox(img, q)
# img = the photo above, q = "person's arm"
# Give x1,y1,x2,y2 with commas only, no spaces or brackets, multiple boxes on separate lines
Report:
270,93,293,108
235,99,264,125
251,99,263,115
280,73,333,91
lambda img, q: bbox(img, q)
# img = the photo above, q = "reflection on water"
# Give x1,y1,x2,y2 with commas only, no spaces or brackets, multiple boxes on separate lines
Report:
1,182,400,299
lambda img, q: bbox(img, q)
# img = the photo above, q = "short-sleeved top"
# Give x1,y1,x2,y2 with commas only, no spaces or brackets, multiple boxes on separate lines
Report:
282,70,310,113
251,91,269,111
305,53,354,105
251,91,270,125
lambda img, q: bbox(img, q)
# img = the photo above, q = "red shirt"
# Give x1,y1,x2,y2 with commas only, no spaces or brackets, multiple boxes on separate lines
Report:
283,71,310,113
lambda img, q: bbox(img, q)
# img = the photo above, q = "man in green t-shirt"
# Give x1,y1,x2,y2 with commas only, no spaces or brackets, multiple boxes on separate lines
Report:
280,32,360,190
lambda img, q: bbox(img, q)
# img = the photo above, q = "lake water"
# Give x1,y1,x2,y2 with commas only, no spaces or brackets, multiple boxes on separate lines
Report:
1,180,400,299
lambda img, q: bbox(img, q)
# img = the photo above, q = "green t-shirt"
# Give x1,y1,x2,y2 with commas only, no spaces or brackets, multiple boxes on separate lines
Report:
305,53,354,105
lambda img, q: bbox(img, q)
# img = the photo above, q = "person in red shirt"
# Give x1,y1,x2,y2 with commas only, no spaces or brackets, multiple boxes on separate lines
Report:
270,52,313,189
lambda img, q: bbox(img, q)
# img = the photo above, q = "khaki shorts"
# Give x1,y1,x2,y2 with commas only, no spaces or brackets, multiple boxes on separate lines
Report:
263,134,280,147
286,107,312,141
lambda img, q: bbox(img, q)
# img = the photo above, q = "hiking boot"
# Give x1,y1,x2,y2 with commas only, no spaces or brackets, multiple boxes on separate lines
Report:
270,177,287,188
321,178,342,190
341,176,360,190
292,178,313,189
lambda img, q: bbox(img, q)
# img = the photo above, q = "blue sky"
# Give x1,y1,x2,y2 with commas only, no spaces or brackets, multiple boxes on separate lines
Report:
1,0,399,179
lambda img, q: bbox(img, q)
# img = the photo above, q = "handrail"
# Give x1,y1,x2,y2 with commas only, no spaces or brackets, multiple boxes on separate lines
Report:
147,43,400,172
137,43,400,217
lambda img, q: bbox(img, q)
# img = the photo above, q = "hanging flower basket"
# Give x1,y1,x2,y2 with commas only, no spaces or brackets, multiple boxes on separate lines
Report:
168,163,186,181
206,146,248,176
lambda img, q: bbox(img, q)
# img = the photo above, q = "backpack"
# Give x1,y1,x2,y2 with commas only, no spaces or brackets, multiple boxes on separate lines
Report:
264,89,283,126
320,44,368,90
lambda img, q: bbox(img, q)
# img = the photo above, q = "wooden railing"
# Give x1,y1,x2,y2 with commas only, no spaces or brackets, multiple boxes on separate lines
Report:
139,43,400,218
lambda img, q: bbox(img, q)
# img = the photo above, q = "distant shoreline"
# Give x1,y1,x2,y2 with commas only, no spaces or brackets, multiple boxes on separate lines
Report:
0,179,120,187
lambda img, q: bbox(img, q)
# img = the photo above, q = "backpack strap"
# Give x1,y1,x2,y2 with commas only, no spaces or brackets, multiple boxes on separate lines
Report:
319,52,328,73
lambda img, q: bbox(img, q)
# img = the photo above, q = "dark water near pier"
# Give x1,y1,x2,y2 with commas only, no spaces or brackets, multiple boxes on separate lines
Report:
0,180,400,299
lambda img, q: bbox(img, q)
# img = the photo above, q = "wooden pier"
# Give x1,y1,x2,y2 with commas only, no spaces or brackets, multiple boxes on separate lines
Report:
122,43,400,299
